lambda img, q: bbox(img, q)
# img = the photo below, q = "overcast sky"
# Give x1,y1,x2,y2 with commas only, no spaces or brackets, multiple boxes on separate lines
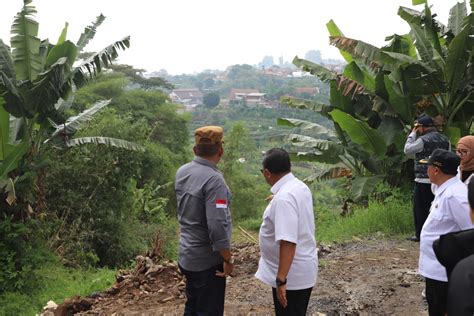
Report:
0,0,466,75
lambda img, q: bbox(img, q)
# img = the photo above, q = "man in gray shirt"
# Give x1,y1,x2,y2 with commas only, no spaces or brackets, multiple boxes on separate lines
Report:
404,114,449,242
175,125,234,315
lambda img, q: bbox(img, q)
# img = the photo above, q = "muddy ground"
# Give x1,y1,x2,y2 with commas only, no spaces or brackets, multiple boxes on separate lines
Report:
51,238,427,315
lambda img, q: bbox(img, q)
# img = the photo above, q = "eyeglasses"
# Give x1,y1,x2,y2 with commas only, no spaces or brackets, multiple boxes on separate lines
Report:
456,149,470,157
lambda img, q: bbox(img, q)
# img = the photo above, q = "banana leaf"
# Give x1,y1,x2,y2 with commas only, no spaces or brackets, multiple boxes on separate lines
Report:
0,141,28,179
280,96,333,118
65,136,144,152
448,2,468,36
343,61,375,93
10,3,42,82
0,40,14,79
330,109,387,157
383,34,417,58
351,176,384,200
304,166,352,183
49,99,111,138
326,20,353,63
76,14,106,52
277,118,335,137
0,99,7,160
292,56,337,82
45,40,78,68
445,23,472,103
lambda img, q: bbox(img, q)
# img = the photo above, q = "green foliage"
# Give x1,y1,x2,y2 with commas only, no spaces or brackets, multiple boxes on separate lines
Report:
203,92,220,108
0,218,51,293
283,2,473,199
221,123,268,220
0,260,115,315
317,184,413,243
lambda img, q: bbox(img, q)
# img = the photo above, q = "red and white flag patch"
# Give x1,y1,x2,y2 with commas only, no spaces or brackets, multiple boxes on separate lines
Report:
216,199,228,209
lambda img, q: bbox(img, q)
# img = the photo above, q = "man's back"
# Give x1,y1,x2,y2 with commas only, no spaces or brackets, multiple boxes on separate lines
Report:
175,157,232,272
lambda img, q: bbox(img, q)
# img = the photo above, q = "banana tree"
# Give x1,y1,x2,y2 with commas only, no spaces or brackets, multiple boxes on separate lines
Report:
281,0,473,199
0,0,133,206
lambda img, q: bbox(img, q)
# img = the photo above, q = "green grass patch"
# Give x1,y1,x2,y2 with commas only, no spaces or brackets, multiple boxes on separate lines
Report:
0,263,115,316
317,194,413,243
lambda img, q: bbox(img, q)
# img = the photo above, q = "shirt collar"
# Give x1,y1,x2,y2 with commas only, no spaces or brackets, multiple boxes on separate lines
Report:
270,172,295,194
434,176,459,196
193,156,218,170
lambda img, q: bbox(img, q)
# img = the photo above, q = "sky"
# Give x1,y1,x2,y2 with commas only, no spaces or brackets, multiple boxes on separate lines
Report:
0,0,467,75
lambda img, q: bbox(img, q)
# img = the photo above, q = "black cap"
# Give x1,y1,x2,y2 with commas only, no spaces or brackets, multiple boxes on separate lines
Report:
414,114,434,127
419,149,460,175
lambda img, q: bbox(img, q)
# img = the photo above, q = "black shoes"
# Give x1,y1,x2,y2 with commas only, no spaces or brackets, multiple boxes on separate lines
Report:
407,235,420,242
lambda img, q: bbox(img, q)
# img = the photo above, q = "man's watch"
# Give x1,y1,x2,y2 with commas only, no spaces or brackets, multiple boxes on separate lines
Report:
223,257,234,264
275,277,287,287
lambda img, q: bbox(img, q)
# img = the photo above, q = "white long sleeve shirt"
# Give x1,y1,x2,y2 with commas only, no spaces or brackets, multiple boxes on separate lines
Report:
418,177,473,282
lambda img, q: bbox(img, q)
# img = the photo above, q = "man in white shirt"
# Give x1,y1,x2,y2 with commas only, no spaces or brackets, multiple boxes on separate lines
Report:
255,148,317,316
418,149,473,316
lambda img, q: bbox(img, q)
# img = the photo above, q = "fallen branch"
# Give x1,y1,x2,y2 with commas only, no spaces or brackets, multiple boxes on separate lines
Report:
238,225,258,244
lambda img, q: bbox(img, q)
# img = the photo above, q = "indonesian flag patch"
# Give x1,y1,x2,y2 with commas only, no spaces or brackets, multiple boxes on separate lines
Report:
216,199,228,209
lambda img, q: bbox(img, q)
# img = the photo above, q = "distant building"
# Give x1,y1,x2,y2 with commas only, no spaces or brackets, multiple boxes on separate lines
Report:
169,89,203,111
294,87,320,96
229,88,259,101
228,89,275,108
263,65,294,77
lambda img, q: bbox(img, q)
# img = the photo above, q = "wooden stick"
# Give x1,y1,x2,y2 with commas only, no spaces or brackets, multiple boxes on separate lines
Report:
238,225,258,244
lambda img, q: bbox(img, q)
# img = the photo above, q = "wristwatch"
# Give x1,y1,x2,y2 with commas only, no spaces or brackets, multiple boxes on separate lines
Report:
275,277,287,287
223,257,234,264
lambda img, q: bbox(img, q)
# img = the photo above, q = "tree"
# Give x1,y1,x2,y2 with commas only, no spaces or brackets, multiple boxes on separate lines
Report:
108,64,174,90
0,0,132,202
0,0,133,289
203,92,220,108
281,0,473,199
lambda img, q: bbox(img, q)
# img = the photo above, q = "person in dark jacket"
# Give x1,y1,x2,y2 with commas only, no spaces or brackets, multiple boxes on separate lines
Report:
404,114,450,242
434,177,474,315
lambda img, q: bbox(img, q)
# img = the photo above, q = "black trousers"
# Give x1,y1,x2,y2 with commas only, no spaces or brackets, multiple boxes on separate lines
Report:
426,278,448,316
413,182,434,239
179,264,226,316
272,287,313,316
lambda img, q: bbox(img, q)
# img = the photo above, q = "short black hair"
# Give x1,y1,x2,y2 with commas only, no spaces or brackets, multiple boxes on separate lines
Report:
262,148,291,174
195,144,220,157
468,177,474,210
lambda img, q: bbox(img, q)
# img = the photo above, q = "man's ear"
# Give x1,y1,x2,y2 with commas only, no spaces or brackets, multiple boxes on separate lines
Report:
192,146,197,155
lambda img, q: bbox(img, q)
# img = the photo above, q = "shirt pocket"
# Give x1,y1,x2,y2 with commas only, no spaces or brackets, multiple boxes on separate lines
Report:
430,208,444,221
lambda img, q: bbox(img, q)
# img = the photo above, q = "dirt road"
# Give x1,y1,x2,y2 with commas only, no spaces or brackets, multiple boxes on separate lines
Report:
55,238,427,315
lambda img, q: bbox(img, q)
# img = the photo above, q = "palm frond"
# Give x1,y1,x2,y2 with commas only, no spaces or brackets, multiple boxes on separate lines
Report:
65,136,144,152
10,2,42,81
76,14,106,52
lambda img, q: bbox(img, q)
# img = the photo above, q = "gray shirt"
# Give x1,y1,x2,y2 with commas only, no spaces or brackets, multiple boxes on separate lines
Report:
175,156,232,271
404,131,430,184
